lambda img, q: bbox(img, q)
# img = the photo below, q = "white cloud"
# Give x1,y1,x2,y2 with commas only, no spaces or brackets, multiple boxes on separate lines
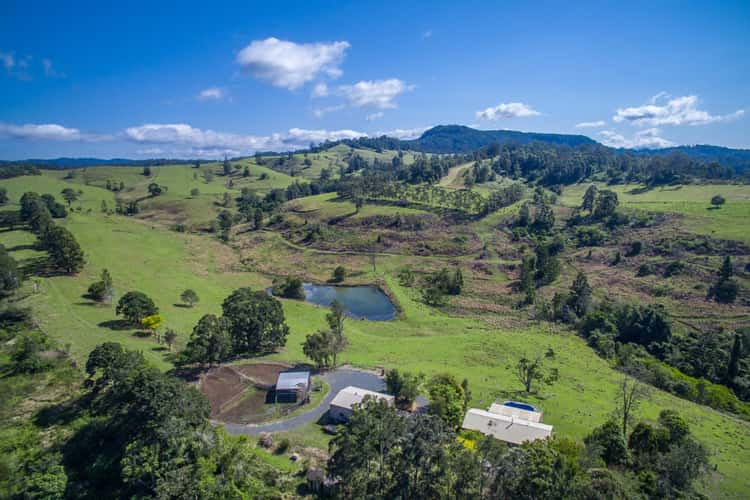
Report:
197,87,226,101
236,37,350,90
124,123,366,154
311,82,329,98
0,123,106,141
375,126,430,140
312,104,345,118
41,58,64,78
366,112,384,121
0,51,14,70
575,120,606,128
598,128,673,149
338,79,414,109
613,94,745,127
476,102,540,120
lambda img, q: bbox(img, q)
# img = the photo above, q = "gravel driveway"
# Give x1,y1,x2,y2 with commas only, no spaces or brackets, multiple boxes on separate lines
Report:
222,368,385,435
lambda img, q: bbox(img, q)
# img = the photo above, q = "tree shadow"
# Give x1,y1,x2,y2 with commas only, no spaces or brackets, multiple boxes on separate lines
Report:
151,346,168,352
97,319,133,331
34,393,90,428
132,330,152,338
7,243,37,252
172,303,192,308
706,206,721,211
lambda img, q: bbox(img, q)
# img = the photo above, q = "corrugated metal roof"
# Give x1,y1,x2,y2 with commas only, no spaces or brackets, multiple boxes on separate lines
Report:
488,402,543,423
462,408,552,445
330,386,394,410
276,371,310,391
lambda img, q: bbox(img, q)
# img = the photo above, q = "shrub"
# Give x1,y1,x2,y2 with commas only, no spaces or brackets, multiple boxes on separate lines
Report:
576,226,607,247
637,264,655,277
712,278,739,304
663,261,685,277
276,438,290,454
272,276,305,299
626,241,642,257
332,266,346,283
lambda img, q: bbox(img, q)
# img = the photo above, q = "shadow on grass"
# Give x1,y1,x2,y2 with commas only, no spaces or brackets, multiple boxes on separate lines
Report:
97,319,133,331
172,303,192,308
151,346,168,352
34,392,92,428
132,330,152,338
7,243,37,252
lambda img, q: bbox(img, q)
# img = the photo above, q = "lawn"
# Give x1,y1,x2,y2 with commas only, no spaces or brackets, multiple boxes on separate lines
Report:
560,183,750,243
2,175,749,497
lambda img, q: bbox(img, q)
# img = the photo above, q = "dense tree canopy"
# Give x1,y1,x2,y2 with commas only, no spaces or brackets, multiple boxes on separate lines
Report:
221,287,289,354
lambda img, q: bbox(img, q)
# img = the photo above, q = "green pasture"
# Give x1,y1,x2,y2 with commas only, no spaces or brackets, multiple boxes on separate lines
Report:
560,183,750,243
1,174,749,497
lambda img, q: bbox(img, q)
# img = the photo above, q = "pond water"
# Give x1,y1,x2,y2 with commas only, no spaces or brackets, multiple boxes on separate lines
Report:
298,283,396,321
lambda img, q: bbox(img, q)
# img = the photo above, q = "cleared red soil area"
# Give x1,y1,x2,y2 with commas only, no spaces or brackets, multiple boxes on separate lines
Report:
199,362,299,424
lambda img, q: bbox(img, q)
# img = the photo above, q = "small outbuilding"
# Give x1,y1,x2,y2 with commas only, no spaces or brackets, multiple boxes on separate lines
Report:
275,370,311,403
462,408,553,445
329,386,394,422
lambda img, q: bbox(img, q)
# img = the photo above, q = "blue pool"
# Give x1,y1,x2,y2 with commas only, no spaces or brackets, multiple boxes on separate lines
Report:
502,401,537,412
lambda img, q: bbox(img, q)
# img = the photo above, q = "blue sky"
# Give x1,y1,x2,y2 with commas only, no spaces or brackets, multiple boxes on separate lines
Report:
0,0,748,159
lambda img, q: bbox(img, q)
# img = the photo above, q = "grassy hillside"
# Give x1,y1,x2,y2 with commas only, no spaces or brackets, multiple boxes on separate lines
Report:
560,183,750,243
2,173,750,496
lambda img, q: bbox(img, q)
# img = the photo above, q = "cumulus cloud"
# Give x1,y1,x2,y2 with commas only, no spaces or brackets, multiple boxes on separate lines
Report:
311,82,329,98
366,112,384,121
338,79,414,109
236,37,350,90
0,51,14,70
476,102,540,120
374,126,430,140
575,120,606,128
197,87,226,101
598,128,673,149
0,123,106,141
613,94,744,127
312,104,345,118
124,123,366,154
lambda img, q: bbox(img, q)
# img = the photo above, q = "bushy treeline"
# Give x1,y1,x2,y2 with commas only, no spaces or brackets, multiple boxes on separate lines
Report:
539,269,750,418
0,341,294,498
19,191,84,274
0,163,41,179
326,397,709,499
482,142,736,187
336,172,524,216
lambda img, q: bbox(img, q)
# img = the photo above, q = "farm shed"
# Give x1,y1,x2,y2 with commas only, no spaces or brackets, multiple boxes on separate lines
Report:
274,370,311,403
329,386,394,422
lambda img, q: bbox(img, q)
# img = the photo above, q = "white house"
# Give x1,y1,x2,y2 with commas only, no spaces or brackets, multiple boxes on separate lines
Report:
329,386,394,422
461,408,553,445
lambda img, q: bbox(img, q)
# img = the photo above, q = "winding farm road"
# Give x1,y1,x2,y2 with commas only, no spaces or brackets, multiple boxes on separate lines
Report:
221,368,385,435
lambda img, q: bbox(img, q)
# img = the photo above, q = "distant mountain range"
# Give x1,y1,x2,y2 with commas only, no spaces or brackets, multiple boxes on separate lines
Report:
3,125,749,173
402,125,597,152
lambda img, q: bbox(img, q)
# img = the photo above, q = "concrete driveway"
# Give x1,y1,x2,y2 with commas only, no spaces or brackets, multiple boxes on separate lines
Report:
222,368,385,435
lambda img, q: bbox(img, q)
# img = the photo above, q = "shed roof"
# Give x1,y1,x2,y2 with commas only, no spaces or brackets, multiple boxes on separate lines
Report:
489,402,543,423
462,408,552,445
276,371,310,391
330,386,394,410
